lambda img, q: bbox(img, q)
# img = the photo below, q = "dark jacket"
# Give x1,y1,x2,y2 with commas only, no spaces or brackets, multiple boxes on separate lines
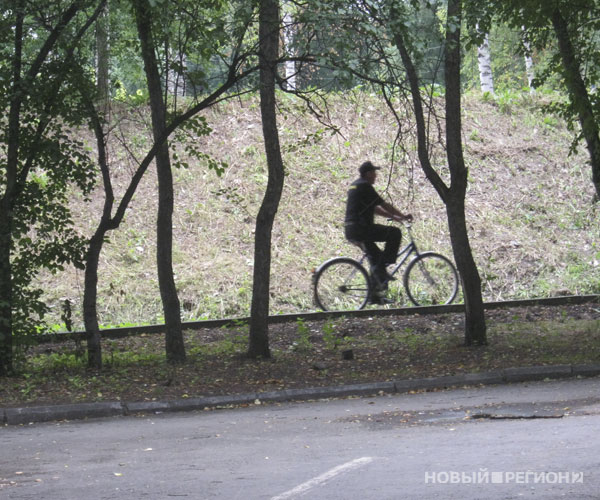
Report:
344,178,384,228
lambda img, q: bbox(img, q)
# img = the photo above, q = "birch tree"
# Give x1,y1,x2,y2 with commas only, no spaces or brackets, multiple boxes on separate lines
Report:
472,0,600,199
522,27,535,92
282,10,297,90
477,27,494,95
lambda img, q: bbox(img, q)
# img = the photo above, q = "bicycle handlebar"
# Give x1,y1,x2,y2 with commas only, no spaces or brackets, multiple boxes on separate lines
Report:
386,217,413,226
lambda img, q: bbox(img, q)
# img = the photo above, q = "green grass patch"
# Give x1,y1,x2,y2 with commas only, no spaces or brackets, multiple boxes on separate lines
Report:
3,306,598,408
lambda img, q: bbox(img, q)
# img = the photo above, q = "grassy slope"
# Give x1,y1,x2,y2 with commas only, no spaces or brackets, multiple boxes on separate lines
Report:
36,90,600,330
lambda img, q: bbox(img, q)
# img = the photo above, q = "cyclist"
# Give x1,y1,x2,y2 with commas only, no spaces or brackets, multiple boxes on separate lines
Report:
344,161,413,291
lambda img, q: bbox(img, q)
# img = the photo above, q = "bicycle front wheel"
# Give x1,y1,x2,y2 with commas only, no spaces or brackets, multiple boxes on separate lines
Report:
403,252,459,306
313,257,371,311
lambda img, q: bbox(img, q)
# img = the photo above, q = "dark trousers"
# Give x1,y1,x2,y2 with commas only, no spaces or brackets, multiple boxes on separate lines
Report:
345,223,402,269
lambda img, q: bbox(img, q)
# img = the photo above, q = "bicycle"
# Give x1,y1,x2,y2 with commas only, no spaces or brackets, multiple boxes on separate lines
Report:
312,224,459,311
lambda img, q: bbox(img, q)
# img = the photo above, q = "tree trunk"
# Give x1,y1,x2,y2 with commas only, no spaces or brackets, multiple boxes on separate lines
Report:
133,0,185,363
283,10,296,90
476,28,494,95
445,195,487,344
156,145,185,363
83,231,104,368
391,0,486,346
445,0,487,345
247,0,285,359
0,4,25,376
392,31,448,200
0,216,13,376
96,0,109,104
521,27,535,93
551,9,600,201
81,91,115,370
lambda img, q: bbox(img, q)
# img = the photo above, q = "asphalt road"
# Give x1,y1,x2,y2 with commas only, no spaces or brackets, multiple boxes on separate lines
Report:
2,377,600,499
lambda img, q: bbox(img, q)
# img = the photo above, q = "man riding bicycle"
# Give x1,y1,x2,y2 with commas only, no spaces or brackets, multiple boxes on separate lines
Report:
344,161,413,290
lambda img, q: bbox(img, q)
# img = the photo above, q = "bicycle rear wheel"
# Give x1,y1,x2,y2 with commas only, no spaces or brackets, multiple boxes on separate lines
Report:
403,252,459,306
313,257,371,311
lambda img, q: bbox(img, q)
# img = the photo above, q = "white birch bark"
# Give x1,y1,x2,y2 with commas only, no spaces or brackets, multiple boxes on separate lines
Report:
283,11,296,90
522,26,536,93
476,26,494,95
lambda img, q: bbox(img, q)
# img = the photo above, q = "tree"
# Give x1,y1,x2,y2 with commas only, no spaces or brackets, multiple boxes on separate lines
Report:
96,0,110,103
390,0,487,345
80,0,263,368
442,0,487,344
133,0,186,363
472,0,600,199
0,0,104,375
477,27,495,95
282,5,297,90
522,27,536,92
247,0,286,358
298,0,487,345
550,8,600,200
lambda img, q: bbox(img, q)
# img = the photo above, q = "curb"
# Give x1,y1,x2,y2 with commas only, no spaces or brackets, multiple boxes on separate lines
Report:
3,364,600,426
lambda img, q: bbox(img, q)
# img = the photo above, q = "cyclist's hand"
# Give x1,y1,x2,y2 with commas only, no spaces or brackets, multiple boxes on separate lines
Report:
389,214,413,223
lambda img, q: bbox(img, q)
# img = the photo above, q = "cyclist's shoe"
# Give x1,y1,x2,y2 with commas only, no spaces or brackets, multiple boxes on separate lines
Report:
370,283,393,305
370,295,394,305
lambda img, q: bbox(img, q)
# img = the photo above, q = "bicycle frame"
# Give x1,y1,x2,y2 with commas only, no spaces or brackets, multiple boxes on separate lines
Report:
313,223,459,310
354,227,420,280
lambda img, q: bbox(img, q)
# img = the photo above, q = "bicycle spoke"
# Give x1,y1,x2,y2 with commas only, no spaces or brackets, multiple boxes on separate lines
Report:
314,258,370,311
404,253,458,306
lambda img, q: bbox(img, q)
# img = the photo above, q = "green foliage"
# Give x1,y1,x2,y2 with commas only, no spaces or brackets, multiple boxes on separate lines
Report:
115,86,150,106
172,115,227,175
212,186,249,215
495,89,519,113
472,0,600,160
189,327,248,358
293,318,313,352
322,319,342,350
0,1,98,359
30,352,86,372
6,126,96,337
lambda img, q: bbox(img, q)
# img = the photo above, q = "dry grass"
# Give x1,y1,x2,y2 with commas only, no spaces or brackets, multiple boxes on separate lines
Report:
34,90,600,330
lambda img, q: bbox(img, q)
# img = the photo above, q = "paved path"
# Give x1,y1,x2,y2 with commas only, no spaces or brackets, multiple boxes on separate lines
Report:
2,377,599,499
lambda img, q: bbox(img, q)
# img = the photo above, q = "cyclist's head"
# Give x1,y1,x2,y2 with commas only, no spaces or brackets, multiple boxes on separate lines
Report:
359,161,380,182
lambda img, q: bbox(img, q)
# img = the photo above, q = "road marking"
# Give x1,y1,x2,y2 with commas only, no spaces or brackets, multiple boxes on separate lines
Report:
270,456,375,500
